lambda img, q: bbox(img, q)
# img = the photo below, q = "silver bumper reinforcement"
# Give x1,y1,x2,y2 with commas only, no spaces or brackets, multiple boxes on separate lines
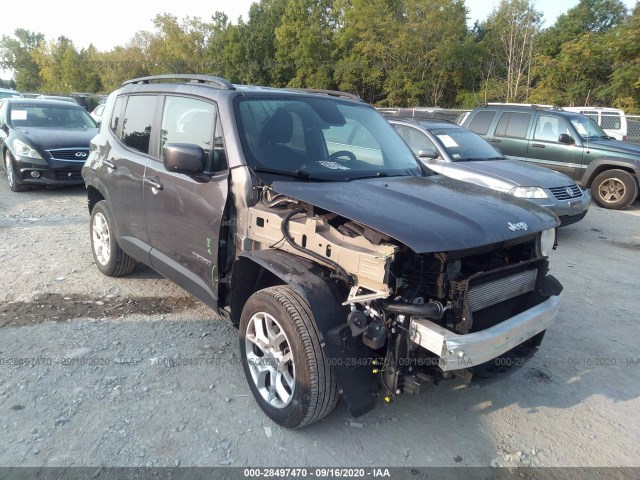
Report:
410,294,561,371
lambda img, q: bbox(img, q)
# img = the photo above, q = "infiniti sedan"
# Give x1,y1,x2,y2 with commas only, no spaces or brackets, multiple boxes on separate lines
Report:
388,118,591,226
0,98,98,191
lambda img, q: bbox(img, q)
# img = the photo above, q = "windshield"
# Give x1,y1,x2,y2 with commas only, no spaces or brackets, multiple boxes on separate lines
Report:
425,126,505,162
9,104,96,128
569,115,608,139
235,96,423,181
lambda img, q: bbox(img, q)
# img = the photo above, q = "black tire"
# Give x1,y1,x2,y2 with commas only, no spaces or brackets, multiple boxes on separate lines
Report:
4,150,28,192
591,169,638,209
90,200,137,277
239,286,339,428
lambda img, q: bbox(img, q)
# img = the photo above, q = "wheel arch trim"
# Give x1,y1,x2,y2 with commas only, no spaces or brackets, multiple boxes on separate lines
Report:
230,249,379,417
581,157,640,187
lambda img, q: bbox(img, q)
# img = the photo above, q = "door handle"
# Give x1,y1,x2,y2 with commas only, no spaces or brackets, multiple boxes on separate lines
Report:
103,159,117,169
490,138,501,143
144,177,164,191
531,143,545,148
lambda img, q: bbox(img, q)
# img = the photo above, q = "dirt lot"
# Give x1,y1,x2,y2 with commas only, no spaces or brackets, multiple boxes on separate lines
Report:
0,179,639,468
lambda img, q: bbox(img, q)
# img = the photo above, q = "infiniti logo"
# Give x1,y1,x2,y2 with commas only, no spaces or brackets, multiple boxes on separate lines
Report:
75,152,87,158
566,187,575,197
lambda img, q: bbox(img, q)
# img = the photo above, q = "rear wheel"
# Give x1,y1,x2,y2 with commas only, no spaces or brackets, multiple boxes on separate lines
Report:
90,200,137,277
4,150,28,192
592,169,638,209
239,286,339,428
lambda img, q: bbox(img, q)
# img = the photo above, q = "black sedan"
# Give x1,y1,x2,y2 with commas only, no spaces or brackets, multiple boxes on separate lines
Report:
0,98,98,191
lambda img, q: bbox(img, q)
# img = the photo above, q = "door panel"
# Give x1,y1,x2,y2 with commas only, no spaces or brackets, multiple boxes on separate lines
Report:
103,95,160,263
144,96,229,309
489,112,532,162
526,114,585,180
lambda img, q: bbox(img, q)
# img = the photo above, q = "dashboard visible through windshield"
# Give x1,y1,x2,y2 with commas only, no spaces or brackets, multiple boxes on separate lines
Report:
235,96,423,181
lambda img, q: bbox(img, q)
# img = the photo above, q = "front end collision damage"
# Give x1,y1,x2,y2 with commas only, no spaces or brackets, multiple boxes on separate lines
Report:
227,181,563,417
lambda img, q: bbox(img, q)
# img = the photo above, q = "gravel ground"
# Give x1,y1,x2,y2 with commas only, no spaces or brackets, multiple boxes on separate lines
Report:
0,180,639,468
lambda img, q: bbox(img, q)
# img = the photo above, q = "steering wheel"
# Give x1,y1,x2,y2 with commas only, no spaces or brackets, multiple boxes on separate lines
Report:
326,150,356,163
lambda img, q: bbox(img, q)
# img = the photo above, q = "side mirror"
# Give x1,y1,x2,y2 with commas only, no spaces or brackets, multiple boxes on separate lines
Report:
163,143,205,175
418,148,438,159
558,134,575,145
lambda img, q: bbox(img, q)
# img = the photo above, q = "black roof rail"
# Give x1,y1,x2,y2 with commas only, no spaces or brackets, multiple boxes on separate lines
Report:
122,74,235,90
288,88,363,102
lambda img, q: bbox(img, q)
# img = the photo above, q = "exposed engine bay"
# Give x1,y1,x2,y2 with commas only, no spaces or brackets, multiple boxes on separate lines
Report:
241,186,561,397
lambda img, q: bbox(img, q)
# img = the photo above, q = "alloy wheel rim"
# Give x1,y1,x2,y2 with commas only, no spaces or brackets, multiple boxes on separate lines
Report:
92,212,111,266
598,178,625,203
244,311,295,409
5,154,14,188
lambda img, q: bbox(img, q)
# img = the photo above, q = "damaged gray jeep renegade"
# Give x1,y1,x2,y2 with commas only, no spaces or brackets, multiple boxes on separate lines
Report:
82,75,563,428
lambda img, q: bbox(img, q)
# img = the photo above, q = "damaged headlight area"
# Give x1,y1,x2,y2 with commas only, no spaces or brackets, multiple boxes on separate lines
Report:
244,187,563,401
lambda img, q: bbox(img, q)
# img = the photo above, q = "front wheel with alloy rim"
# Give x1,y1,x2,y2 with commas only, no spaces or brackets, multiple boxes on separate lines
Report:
592,169,638,209
90,200,138,277
239,286,339,428
4,150,28,192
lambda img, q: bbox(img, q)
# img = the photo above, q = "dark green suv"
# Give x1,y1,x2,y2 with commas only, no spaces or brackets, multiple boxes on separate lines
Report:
462,104,640,209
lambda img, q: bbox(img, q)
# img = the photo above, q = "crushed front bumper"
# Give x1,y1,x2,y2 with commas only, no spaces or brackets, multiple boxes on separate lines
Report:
410,294,561,371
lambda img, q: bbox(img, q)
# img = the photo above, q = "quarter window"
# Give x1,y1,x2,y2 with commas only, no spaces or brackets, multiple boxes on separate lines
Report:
494,112,531,139
110,97,123,134
121,96,156,154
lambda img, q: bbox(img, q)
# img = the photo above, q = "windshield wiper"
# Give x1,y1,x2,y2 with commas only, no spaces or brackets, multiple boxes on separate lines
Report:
345,172,389,181
252,167,331,181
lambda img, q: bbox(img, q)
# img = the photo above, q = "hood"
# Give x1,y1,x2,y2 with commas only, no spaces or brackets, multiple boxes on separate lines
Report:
271,176,558,254
587,138,640,159
13,127,98,151
451,159,576,189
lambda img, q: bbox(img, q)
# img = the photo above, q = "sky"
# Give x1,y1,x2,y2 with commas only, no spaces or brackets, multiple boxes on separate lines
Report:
1,0,637,77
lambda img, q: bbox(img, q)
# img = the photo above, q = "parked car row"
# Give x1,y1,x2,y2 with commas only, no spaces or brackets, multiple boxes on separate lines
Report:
385,117,591,226
462,103,640,210
0,76,635,429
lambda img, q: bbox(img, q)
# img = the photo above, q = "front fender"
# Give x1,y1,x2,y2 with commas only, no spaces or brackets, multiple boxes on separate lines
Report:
231,249,379,417
581,157,640,187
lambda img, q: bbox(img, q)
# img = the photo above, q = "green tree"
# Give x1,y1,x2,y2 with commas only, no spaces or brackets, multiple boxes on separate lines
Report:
479,0,543,103
0,29,45,91
530,0,628,106
537,0,628,56
146,14,214,74
274,0,338,88
602,3,640,112
32,36,78,92
333,0,401,103
241,0,289,85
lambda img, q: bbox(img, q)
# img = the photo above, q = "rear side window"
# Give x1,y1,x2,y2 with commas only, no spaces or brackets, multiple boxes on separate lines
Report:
110,97,123,133
494,112,531,139
121,96,156,154
468,110,496,135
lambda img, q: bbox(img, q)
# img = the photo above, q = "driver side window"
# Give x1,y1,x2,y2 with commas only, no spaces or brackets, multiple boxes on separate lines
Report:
393,124,437,155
